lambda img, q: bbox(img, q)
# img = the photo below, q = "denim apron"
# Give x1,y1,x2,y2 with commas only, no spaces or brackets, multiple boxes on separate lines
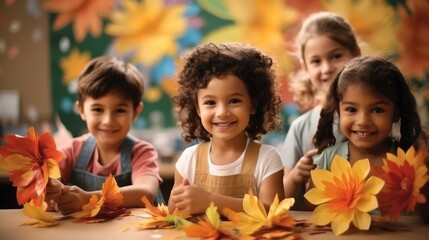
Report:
70,135,165,204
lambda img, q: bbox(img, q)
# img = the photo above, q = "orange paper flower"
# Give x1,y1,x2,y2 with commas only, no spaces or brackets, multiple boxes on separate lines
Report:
395,0,429,79
138,195,191,229
0,127,62,206
372,146,429,220
42,0,115,42
183,202,233,239
304,156,385,235
73,174,130,223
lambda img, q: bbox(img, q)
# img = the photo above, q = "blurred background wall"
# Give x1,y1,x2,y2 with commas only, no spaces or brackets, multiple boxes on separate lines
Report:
0,0,428,208
1,0,428,146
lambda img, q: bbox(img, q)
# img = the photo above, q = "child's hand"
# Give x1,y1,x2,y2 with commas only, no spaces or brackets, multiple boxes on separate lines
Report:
290,148,318,184
52,185,90,215
45,178,65,201
170,179,211,215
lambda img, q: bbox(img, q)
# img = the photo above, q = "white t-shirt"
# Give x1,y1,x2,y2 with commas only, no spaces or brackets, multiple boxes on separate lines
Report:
175,139,284,194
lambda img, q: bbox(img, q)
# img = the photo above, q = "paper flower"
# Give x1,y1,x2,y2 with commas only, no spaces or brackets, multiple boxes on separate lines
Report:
42,0,115,42
199,0,298,74
73,174,131,223
20,202,59,228
59,48,91,84
138,195,191,229
0,127,62,206
304,155,385,235
395,0,429,79
105,0,187,66
372,146,429,220
324,0,399,56
223,190,296,236
182,202,233,239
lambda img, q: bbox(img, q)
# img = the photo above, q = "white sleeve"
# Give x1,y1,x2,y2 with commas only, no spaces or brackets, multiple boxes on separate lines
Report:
255,144,284,191
175,145,198,184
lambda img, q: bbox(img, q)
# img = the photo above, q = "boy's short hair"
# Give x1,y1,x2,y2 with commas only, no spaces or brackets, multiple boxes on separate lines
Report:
77,56,144,109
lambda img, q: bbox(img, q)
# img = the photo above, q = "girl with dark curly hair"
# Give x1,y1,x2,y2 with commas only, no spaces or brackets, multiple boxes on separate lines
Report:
168,43,284,214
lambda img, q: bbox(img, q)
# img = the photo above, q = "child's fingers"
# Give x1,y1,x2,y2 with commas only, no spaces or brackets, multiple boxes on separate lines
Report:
304,148,318,158
171,185,185,196
61,185,69,194
182,178,190,185
301,148,318,167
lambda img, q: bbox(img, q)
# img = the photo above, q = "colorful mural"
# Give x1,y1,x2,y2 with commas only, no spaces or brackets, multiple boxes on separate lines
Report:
1,0,428,152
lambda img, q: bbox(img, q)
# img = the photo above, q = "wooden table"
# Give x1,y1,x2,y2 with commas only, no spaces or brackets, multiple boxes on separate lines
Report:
0,209,428,240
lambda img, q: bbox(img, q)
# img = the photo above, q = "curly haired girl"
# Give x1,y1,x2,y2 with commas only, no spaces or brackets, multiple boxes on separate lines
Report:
168,43,284,214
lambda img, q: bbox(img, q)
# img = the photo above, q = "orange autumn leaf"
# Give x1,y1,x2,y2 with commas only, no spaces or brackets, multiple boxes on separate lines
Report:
139,195,191,229
0,127,62,206
373,147,429,220
184,219,220,239
101,173,123,209
183,202,232,239
141,195,169,217
73,174,129,222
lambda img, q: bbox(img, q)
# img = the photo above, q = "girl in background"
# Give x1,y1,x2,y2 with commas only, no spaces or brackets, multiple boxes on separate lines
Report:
169,43,284,215
281,12,361,208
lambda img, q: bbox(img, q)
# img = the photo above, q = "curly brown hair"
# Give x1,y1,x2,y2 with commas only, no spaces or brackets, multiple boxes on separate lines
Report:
173,43,282,143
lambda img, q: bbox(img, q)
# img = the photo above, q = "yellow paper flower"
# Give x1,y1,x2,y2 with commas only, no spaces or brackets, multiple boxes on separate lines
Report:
0,127,62,206
59,48,91,84
105,0,187,66
324,0,399,57
42,0,115,42
223,190,296,236
138,195,191,229
198,0,298,75
73,174,130,223
304,155,385,235
372,147,429,220
20,202,59,228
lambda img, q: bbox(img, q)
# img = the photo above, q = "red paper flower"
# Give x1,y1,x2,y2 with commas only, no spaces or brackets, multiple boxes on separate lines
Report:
373,147,429,220
0,127,62,206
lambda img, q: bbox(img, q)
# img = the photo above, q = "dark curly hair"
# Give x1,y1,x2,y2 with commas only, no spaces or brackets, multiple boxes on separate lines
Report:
173,43,282,143
314,56,427,152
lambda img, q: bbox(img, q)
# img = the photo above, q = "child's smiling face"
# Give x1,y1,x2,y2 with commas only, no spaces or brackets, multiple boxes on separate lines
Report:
303,35,355,96
339,83,396,153
196,74,254,143
77,92,141,148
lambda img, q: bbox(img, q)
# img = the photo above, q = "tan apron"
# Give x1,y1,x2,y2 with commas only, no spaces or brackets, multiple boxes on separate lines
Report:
194,141,260,198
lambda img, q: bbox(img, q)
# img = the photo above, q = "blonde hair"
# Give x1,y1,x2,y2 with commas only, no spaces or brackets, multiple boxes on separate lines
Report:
295,11,361,65
288,70,320,112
